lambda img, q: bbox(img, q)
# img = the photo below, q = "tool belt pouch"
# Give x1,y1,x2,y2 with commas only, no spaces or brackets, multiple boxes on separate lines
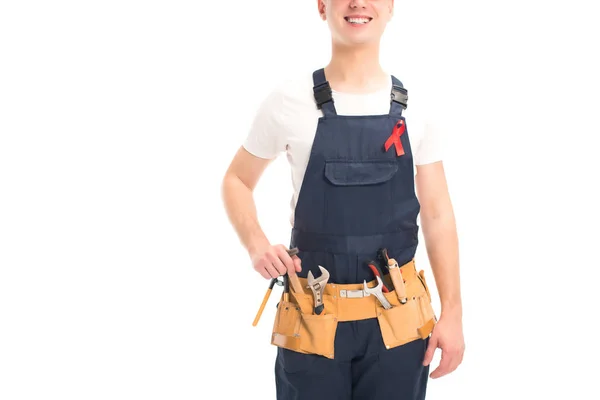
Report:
270,261,435,358
271,293,338,359
377,267,437,349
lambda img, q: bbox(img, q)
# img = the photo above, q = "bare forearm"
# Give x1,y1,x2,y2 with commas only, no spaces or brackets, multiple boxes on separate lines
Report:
415,162,465,376
221,174,270,255
421,210,461,319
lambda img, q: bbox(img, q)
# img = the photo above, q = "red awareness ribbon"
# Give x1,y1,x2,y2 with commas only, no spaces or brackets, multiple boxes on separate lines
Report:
384,120,406,156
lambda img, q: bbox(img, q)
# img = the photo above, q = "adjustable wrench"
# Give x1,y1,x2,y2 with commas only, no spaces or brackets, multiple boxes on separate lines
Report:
306,265,330,315
363,276,393,310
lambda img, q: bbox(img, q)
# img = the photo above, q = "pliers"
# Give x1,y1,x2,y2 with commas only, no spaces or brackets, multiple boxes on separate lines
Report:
367,260,390,293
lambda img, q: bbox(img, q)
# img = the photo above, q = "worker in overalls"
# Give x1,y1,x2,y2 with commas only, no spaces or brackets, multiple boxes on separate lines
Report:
222,0,465,398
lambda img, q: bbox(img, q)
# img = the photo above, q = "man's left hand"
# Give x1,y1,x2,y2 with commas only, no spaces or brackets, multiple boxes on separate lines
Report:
422,312,465,378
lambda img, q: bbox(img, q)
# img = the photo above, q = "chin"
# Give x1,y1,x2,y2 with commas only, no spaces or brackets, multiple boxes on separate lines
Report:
334,26,382,46
340,34,377,46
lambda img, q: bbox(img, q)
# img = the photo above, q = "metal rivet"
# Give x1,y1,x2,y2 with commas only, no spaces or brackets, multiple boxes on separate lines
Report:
386,345,390,349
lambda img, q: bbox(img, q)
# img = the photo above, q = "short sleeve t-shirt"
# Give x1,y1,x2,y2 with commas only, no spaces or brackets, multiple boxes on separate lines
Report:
242,72,444,226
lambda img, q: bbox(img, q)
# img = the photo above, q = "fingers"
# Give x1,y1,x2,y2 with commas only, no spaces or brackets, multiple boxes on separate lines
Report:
292,256,302,272
266,250,287,276
257,268,271,280
265,264,281,279
285,247,302,274
429,345,464,379
429,350,452,379
253,250,283,279
276,245,298,275
446,344,465,374
254,245,302,279
448,351,463,374
423,334,437,366
271,245,301,275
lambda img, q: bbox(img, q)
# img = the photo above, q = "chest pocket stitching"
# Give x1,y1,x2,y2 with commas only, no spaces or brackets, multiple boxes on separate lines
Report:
324,160,398,186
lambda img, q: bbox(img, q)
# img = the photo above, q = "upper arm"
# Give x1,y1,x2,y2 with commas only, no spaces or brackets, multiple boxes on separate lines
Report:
224,87,287,191
412,104,448,216
415,161,451,219
241,87,287,160
225,146,275,191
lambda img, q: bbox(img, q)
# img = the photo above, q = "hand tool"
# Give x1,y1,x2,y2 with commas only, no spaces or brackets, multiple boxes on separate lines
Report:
377,248,390,266
283,274,290,303
253,275,284,326
306,265,330,315
285,248,305,294
363,276,393,310
253,247,300,327
378,248,407,304
266,247,302,293
367,260,390,293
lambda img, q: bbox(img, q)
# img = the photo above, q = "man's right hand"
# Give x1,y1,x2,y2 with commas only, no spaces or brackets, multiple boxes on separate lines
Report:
250,243,302,280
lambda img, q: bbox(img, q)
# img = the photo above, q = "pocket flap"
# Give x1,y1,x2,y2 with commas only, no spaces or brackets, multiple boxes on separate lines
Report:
324,160,398,186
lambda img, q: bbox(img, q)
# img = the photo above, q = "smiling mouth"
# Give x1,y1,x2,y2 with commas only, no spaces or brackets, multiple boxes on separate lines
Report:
344,17,372,25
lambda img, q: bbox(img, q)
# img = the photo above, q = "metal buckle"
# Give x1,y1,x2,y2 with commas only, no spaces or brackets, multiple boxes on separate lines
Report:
339,289,370,298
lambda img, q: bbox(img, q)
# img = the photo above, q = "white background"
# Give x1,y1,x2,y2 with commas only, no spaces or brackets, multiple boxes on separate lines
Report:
1,0,599,399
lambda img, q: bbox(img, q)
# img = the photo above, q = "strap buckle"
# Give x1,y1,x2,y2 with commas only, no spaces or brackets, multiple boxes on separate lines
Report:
314,83,333,109
391,85,408,109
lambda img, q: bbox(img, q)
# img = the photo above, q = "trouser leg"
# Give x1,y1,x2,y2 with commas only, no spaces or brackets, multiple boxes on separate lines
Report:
275,322,355,400
351,319,430,400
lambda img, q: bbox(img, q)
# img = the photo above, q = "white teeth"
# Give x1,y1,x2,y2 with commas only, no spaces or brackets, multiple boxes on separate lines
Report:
347,17,370,24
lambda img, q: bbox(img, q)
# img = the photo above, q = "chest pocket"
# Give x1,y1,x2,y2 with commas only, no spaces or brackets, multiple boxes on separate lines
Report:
324,160,398,186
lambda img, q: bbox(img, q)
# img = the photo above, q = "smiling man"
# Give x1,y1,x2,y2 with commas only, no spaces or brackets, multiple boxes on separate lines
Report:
221,0,464,399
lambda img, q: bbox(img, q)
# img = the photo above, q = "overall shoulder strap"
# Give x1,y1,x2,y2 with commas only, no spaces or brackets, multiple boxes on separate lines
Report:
312,68,337,117
390,75,408,117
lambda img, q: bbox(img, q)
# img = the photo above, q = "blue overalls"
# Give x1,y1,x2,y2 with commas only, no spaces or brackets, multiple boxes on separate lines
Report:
275,68,430,399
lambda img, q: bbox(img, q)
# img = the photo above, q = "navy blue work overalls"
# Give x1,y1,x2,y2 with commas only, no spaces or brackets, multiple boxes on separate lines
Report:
275,69,430,400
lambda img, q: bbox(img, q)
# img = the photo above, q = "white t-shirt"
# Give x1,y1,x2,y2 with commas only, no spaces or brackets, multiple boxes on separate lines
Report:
242,72,444,226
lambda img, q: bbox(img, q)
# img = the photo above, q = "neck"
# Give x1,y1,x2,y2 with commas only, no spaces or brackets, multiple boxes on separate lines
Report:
324,41,388,93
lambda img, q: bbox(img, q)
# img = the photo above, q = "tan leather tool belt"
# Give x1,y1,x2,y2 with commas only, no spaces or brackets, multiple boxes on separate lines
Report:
270,258,437,359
